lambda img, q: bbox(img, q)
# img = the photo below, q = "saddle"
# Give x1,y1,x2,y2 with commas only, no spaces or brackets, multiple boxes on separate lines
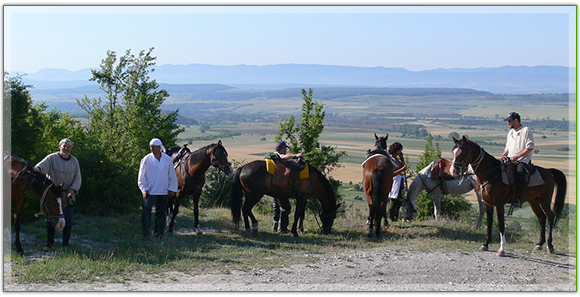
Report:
265,158,309,189
429,158,455,181
501,162,544,187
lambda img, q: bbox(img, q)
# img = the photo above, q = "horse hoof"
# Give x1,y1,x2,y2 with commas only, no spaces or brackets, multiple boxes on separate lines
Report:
548,247,555,254
534,245,542,251
480,245,488,251
497,250,506,257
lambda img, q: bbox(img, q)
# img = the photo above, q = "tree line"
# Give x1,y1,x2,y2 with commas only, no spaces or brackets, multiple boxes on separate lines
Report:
6,48,182,219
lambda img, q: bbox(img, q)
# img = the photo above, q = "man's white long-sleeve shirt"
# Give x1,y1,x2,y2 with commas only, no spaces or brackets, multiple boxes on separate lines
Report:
138,153,178,195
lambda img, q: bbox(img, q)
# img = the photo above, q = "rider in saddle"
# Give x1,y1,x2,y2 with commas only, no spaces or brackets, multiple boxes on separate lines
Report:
272,141,305,198
500,112,534,209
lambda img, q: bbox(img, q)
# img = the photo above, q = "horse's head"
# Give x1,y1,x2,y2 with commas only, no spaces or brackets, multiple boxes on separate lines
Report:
451,136,475,177
210,140,233,177
44,182,66,231
321,203,341,235
401,198,416,221
374,133,388,151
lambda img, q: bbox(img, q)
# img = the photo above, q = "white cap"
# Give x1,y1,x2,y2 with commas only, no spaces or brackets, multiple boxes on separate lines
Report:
59,138,73,146
149,138,166,153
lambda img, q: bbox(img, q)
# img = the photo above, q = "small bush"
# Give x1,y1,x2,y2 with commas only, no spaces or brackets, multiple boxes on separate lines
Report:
414,192,472,221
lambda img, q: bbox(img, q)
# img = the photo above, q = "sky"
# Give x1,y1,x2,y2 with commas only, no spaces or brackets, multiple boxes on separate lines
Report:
3,4,576,74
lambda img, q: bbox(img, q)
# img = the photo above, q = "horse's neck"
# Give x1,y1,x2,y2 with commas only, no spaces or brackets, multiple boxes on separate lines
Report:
187,148,212,175
471,148,500,181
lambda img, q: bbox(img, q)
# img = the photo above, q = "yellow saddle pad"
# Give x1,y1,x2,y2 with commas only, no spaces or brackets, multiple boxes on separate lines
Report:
265,158,309,179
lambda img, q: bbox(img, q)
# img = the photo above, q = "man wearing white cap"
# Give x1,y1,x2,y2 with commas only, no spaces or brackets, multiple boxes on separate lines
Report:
138,138,178,238
35,138,82,250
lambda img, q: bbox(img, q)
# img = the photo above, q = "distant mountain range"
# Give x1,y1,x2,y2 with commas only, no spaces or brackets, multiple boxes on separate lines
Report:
17,64,575,94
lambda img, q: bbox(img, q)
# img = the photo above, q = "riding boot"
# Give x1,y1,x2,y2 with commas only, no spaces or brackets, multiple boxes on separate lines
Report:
512,172,526,209
45,224,55,251
62,225,72,246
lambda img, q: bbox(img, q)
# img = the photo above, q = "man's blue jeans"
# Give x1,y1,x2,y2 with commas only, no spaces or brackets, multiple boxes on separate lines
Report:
141,194,168,238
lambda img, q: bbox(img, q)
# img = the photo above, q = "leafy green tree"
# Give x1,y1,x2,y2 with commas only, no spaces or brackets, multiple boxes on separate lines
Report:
78,48,183,169
76,48,184,214
415,132,441,171
275,88,346,175
5,73,44,161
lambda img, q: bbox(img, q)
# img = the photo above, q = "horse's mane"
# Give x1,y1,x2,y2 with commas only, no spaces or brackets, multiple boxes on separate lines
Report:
187,143,218,163
308,164,336,204
7,153,55,192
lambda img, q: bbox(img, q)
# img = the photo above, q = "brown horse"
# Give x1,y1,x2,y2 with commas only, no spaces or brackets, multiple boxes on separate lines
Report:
4,153,65,253
362,133,395,238
451,136,567,256
166,140,233,234
231,159,340,236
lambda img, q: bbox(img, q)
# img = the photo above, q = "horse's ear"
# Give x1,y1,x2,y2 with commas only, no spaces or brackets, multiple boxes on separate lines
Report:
217,139,222,146
461,136,468,143
453,137,459,143
374,133,378,140
384,133,388,141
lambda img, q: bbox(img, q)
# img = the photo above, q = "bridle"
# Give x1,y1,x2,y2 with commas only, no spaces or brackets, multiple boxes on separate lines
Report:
453,143,485,175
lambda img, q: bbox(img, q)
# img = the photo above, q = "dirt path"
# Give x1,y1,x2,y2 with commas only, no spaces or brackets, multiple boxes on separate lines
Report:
5,246,575,291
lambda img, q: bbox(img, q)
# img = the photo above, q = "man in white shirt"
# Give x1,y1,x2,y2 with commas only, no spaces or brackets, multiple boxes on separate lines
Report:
36,138,82,250
500,112,534,209
138,138,178,238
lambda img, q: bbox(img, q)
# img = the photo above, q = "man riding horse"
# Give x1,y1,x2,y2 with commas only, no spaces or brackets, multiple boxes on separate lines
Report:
500,112,534,211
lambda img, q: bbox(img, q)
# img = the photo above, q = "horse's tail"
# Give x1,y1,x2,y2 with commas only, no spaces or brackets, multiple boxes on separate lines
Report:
549,168,567,225
371,169,385,209
230,167,243,228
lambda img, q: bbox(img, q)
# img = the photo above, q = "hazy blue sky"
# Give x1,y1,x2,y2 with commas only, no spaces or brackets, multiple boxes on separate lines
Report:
4,5,576,74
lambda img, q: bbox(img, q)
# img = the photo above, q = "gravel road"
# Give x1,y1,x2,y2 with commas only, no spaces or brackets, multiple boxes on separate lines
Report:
5,246,575,292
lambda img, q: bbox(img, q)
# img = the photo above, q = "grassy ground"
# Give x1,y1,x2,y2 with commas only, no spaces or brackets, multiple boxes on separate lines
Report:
5,197,575,284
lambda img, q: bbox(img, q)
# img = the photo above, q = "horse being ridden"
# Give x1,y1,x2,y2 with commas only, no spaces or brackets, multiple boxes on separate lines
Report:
362,133,395,238
4,153,65,253
402,160,485,228
231,159,340,236
451,136,567,256
166,140,233,234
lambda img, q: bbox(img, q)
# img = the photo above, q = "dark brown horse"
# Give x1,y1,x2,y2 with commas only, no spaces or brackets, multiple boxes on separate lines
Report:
231,159,340,236
362,133,395,238
4,153,65,253
166,140,233,234
451,136,567,256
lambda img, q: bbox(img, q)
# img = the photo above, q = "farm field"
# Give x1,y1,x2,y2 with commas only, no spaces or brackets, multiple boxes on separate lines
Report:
175,116,575,205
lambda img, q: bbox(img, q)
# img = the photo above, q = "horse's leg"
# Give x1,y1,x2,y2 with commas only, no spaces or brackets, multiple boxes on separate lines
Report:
278,198,291,234
167,196,179,234
242,194,260,235
528,198,547,252
291,197,307,237
367,202,375,237
496,204,507,257
272,198,280,232
481,204,494,251
13,215,23,254
474,184,485,229
193,192,202,234
538,193,556,253
433,190,441,220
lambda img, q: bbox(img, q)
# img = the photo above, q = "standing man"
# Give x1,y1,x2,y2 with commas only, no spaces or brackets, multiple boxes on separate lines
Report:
138,138,178,238
35,138,82,250
500,112,534,208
